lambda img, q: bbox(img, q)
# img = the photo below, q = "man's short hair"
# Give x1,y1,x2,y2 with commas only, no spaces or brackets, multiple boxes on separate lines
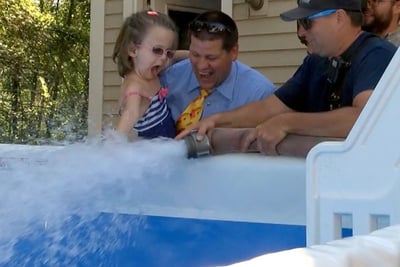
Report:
188,11,238,51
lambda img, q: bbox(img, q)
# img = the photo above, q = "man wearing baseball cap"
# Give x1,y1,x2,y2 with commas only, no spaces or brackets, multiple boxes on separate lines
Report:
177,0,397,157
281,0,362,21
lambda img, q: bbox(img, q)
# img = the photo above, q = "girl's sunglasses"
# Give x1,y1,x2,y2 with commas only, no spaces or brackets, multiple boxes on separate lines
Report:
138,43,175,59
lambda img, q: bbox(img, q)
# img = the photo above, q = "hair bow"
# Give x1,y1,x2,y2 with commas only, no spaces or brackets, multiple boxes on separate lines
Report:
147,11,159,16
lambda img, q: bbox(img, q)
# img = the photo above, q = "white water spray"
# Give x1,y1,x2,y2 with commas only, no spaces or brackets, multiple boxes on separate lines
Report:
0,138,187,264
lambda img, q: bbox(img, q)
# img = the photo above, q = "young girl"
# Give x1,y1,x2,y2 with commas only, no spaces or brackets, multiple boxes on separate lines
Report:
112,11,178,140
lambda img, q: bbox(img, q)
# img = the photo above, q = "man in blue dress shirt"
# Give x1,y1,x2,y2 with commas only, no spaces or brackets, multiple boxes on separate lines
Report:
161,10,275,128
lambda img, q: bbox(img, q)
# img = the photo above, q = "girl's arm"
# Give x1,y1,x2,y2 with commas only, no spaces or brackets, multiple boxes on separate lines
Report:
116,93,142,138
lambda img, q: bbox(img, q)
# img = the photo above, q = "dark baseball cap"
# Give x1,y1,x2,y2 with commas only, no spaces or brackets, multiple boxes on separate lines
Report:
280,0,362,21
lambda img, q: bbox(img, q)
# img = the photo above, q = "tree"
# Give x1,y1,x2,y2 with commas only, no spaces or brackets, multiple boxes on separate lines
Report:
0,0,90,144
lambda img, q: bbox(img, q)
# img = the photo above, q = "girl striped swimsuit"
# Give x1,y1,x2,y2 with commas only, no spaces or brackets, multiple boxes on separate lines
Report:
127,89,176,138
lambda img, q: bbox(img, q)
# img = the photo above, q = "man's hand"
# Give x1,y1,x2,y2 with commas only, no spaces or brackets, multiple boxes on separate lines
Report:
175,115,218,141
254,117,288,155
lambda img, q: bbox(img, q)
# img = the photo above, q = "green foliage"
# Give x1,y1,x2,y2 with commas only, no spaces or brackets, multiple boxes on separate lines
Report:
0,0,90,144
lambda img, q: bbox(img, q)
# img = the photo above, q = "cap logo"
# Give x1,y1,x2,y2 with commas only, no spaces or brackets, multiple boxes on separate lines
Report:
300,0,311,4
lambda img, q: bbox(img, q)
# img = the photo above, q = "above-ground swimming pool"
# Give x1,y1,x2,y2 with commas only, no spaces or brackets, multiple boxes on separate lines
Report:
0,141,307,266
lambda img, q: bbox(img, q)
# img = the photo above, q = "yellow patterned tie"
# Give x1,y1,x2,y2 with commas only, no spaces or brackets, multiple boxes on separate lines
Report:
176,89,212,133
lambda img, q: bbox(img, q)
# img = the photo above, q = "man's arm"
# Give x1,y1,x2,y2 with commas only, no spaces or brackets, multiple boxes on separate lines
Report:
176,94,292,140
251,90,373,155
227,94,291,128
280,89,372,137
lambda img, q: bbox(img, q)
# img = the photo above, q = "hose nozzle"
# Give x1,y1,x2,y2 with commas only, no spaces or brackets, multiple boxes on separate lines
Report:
184,131,211,159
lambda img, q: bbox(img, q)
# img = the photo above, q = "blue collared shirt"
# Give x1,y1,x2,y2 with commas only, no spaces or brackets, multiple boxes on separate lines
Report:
161,59,276,121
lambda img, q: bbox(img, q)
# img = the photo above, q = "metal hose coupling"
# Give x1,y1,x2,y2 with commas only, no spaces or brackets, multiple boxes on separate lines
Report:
184,131,211,159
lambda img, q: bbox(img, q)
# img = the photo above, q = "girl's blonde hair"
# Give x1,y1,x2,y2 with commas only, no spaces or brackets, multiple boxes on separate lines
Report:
112,11,178,77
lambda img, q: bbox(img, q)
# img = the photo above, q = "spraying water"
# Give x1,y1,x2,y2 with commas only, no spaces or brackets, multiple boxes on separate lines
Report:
0,138,188,265
0,137,307,266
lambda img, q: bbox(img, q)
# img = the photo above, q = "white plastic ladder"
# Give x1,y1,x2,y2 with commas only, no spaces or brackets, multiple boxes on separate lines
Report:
306,48,400,245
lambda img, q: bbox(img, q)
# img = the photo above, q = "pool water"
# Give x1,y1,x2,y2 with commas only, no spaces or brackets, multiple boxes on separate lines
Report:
5,213,306,267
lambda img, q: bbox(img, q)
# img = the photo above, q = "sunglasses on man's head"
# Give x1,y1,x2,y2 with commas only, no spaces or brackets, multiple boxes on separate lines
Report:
189,20,231,33
297,9,337,30
138,43,175,59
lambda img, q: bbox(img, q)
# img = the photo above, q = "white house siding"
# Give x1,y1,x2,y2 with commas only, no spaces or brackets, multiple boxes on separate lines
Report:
102,0,124,130
233,0,306,87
